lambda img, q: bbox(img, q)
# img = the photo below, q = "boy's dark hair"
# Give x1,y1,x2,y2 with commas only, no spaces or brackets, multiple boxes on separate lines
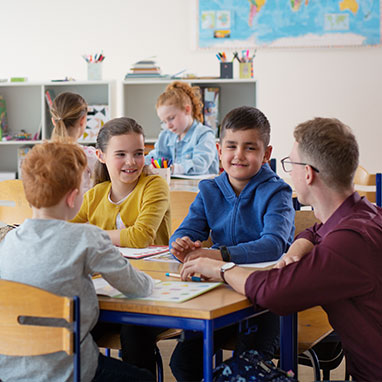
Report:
94,117,145,185
220,106,270,147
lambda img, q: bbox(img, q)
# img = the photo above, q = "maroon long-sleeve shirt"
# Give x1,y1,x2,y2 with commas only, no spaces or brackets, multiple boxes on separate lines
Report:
245,193,382,381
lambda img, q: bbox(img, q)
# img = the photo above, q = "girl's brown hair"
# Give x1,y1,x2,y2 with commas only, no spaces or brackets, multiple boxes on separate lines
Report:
93,117,145,185
50,92,88,141
156,81,204,123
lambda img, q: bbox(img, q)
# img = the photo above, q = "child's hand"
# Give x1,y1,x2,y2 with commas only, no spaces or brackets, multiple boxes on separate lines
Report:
170,236,202,262
184,248,222,263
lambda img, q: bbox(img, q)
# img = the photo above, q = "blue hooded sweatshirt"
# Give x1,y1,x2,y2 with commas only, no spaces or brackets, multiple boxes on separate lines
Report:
170,164,295,263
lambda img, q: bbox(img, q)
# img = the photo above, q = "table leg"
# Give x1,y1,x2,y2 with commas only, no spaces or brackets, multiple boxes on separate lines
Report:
279,313,298,377
203,319,214,382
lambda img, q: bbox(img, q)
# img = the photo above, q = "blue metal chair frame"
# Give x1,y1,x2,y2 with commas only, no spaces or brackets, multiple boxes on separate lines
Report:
99,307,297,382
73,296,81,382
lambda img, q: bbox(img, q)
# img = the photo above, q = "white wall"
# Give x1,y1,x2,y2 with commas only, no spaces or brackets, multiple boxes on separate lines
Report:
1,0,382,172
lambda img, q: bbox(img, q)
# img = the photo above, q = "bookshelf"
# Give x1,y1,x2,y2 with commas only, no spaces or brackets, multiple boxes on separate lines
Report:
0,81,115,175
122,78,256,142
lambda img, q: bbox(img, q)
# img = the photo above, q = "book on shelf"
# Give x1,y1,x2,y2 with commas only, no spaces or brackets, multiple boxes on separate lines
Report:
17,146,32,179
45,89,56,110
0,95,8,137
200,86,220,137
125,58,167,79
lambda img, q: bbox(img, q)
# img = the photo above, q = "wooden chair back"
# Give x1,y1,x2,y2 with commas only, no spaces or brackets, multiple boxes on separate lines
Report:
0,180,32,224
354,165,382,206
294,210,320,237
0,280,80,381
169,191,198,235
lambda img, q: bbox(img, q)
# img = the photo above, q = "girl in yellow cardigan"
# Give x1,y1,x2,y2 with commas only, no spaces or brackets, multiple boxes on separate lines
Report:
72,117,171,247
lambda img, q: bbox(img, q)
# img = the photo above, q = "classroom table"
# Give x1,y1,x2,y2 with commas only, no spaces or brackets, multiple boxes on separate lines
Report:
98,260,298,381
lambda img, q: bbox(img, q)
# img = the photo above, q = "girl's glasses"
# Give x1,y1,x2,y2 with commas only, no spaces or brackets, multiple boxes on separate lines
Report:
281,156,320,173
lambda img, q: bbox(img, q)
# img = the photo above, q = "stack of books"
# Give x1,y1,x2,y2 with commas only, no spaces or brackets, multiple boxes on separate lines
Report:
125,59,167,79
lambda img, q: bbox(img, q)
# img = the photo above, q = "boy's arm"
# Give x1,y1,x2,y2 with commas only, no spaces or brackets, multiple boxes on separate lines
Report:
116,176,170,248
227,186,295,264
87,230,154,298
180,131,218,175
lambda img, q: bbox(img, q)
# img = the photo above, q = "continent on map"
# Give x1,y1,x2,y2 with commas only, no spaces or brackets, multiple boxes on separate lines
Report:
339,0,359,14
290,0,309,11
248,0,266,27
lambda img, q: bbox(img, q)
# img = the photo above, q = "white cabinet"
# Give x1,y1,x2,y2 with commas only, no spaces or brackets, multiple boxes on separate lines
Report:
122,79,256,141
0,81,114,174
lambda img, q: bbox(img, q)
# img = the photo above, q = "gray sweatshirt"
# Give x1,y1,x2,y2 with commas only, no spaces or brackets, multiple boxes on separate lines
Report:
0,219,154,382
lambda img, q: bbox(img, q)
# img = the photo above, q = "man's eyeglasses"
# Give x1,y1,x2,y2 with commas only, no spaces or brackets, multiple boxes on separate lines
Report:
281,156,320,173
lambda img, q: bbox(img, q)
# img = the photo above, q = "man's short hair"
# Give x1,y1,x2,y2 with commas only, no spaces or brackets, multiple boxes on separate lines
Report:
220,106,270,148
22,141,87,208
294,117,359,191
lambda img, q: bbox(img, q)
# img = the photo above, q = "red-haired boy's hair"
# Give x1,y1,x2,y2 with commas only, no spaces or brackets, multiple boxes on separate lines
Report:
22,141,87,208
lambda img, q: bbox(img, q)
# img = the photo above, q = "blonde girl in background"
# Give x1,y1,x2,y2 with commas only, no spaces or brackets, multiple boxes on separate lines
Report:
145,81,219,175
50,91,97,191
71,117,170,247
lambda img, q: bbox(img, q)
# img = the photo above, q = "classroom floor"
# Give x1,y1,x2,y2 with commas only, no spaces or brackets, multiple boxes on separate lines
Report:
156,339,347,382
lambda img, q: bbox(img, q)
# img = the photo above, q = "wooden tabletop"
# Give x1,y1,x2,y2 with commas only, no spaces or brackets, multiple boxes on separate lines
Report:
98,270,252,320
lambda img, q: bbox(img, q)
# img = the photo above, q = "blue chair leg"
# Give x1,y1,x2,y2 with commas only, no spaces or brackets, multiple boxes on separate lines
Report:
105,348,111,357
215,349,223,367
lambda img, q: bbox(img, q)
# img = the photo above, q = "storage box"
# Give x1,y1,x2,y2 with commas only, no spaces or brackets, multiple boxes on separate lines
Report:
88,63,102,81
220,62,233,79
151,167,171,184
239,62,253,79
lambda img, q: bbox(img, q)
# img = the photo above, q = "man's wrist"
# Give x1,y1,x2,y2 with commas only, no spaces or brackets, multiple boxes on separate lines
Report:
220,246,231,262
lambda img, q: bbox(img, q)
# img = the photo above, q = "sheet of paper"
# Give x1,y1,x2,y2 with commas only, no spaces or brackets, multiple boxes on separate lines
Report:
116,246,169,259
144,252,179,263
93,278,161,298
239,260,278,269
136,280,222,303
171,174,217,180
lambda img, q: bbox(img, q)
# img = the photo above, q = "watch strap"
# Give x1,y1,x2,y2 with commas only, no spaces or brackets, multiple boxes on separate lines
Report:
220,262,236,283
220,246,231,262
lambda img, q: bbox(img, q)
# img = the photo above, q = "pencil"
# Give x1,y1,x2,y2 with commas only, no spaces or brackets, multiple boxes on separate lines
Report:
165,272,202,282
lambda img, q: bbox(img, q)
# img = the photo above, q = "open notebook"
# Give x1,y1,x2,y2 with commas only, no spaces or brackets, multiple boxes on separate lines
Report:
93,278,221,303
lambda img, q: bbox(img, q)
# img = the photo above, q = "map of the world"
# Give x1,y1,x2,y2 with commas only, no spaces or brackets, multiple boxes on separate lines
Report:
198,0,381,48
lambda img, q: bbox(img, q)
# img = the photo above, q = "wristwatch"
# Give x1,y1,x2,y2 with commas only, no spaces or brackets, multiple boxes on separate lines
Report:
220,262,236,283
220,246,231,262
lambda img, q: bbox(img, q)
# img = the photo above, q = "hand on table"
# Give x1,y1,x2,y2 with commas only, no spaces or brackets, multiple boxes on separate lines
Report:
180,257,224,282
170,236,202,262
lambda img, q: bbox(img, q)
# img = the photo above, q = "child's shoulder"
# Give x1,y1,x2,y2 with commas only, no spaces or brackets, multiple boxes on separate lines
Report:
140,171,169,189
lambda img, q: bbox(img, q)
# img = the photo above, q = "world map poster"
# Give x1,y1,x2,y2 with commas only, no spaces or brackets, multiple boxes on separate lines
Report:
198,0,381,48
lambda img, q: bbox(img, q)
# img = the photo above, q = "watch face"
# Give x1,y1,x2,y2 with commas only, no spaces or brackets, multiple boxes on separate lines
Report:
222,262,236,271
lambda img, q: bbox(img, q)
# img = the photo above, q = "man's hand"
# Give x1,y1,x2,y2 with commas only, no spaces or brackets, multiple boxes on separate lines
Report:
274,238,314,269
180,257,224,282
170,236,202,262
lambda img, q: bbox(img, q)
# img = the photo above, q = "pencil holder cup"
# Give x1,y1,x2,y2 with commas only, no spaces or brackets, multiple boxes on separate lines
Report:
239,62,253,79
87,63,102,80
151,167,171,184
220,62,233,79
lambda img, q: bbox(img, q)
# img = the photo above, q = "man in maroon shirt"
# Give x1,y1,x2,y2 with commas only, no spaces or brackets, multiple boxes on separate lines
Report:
180,117,382,381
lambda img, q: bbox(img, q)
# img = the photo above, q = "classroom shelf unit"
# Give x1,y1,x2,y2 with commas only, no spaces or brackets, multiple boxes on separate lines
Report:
0,81,115,174
122,78,256,142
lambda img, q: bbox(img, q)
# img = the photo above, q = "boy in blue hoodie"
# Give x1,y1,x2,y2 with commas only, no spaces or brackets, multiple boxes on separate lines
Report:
169,106,295,381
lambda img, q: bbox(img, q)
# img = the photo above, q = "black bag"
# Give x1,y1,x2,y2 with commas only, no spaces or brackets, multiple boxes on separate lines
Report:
212,350,297,382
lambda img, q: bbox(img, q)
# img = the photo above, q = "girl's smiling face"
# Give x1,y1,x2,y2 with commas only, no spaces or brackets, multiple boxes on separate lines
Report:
96,132,145,193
